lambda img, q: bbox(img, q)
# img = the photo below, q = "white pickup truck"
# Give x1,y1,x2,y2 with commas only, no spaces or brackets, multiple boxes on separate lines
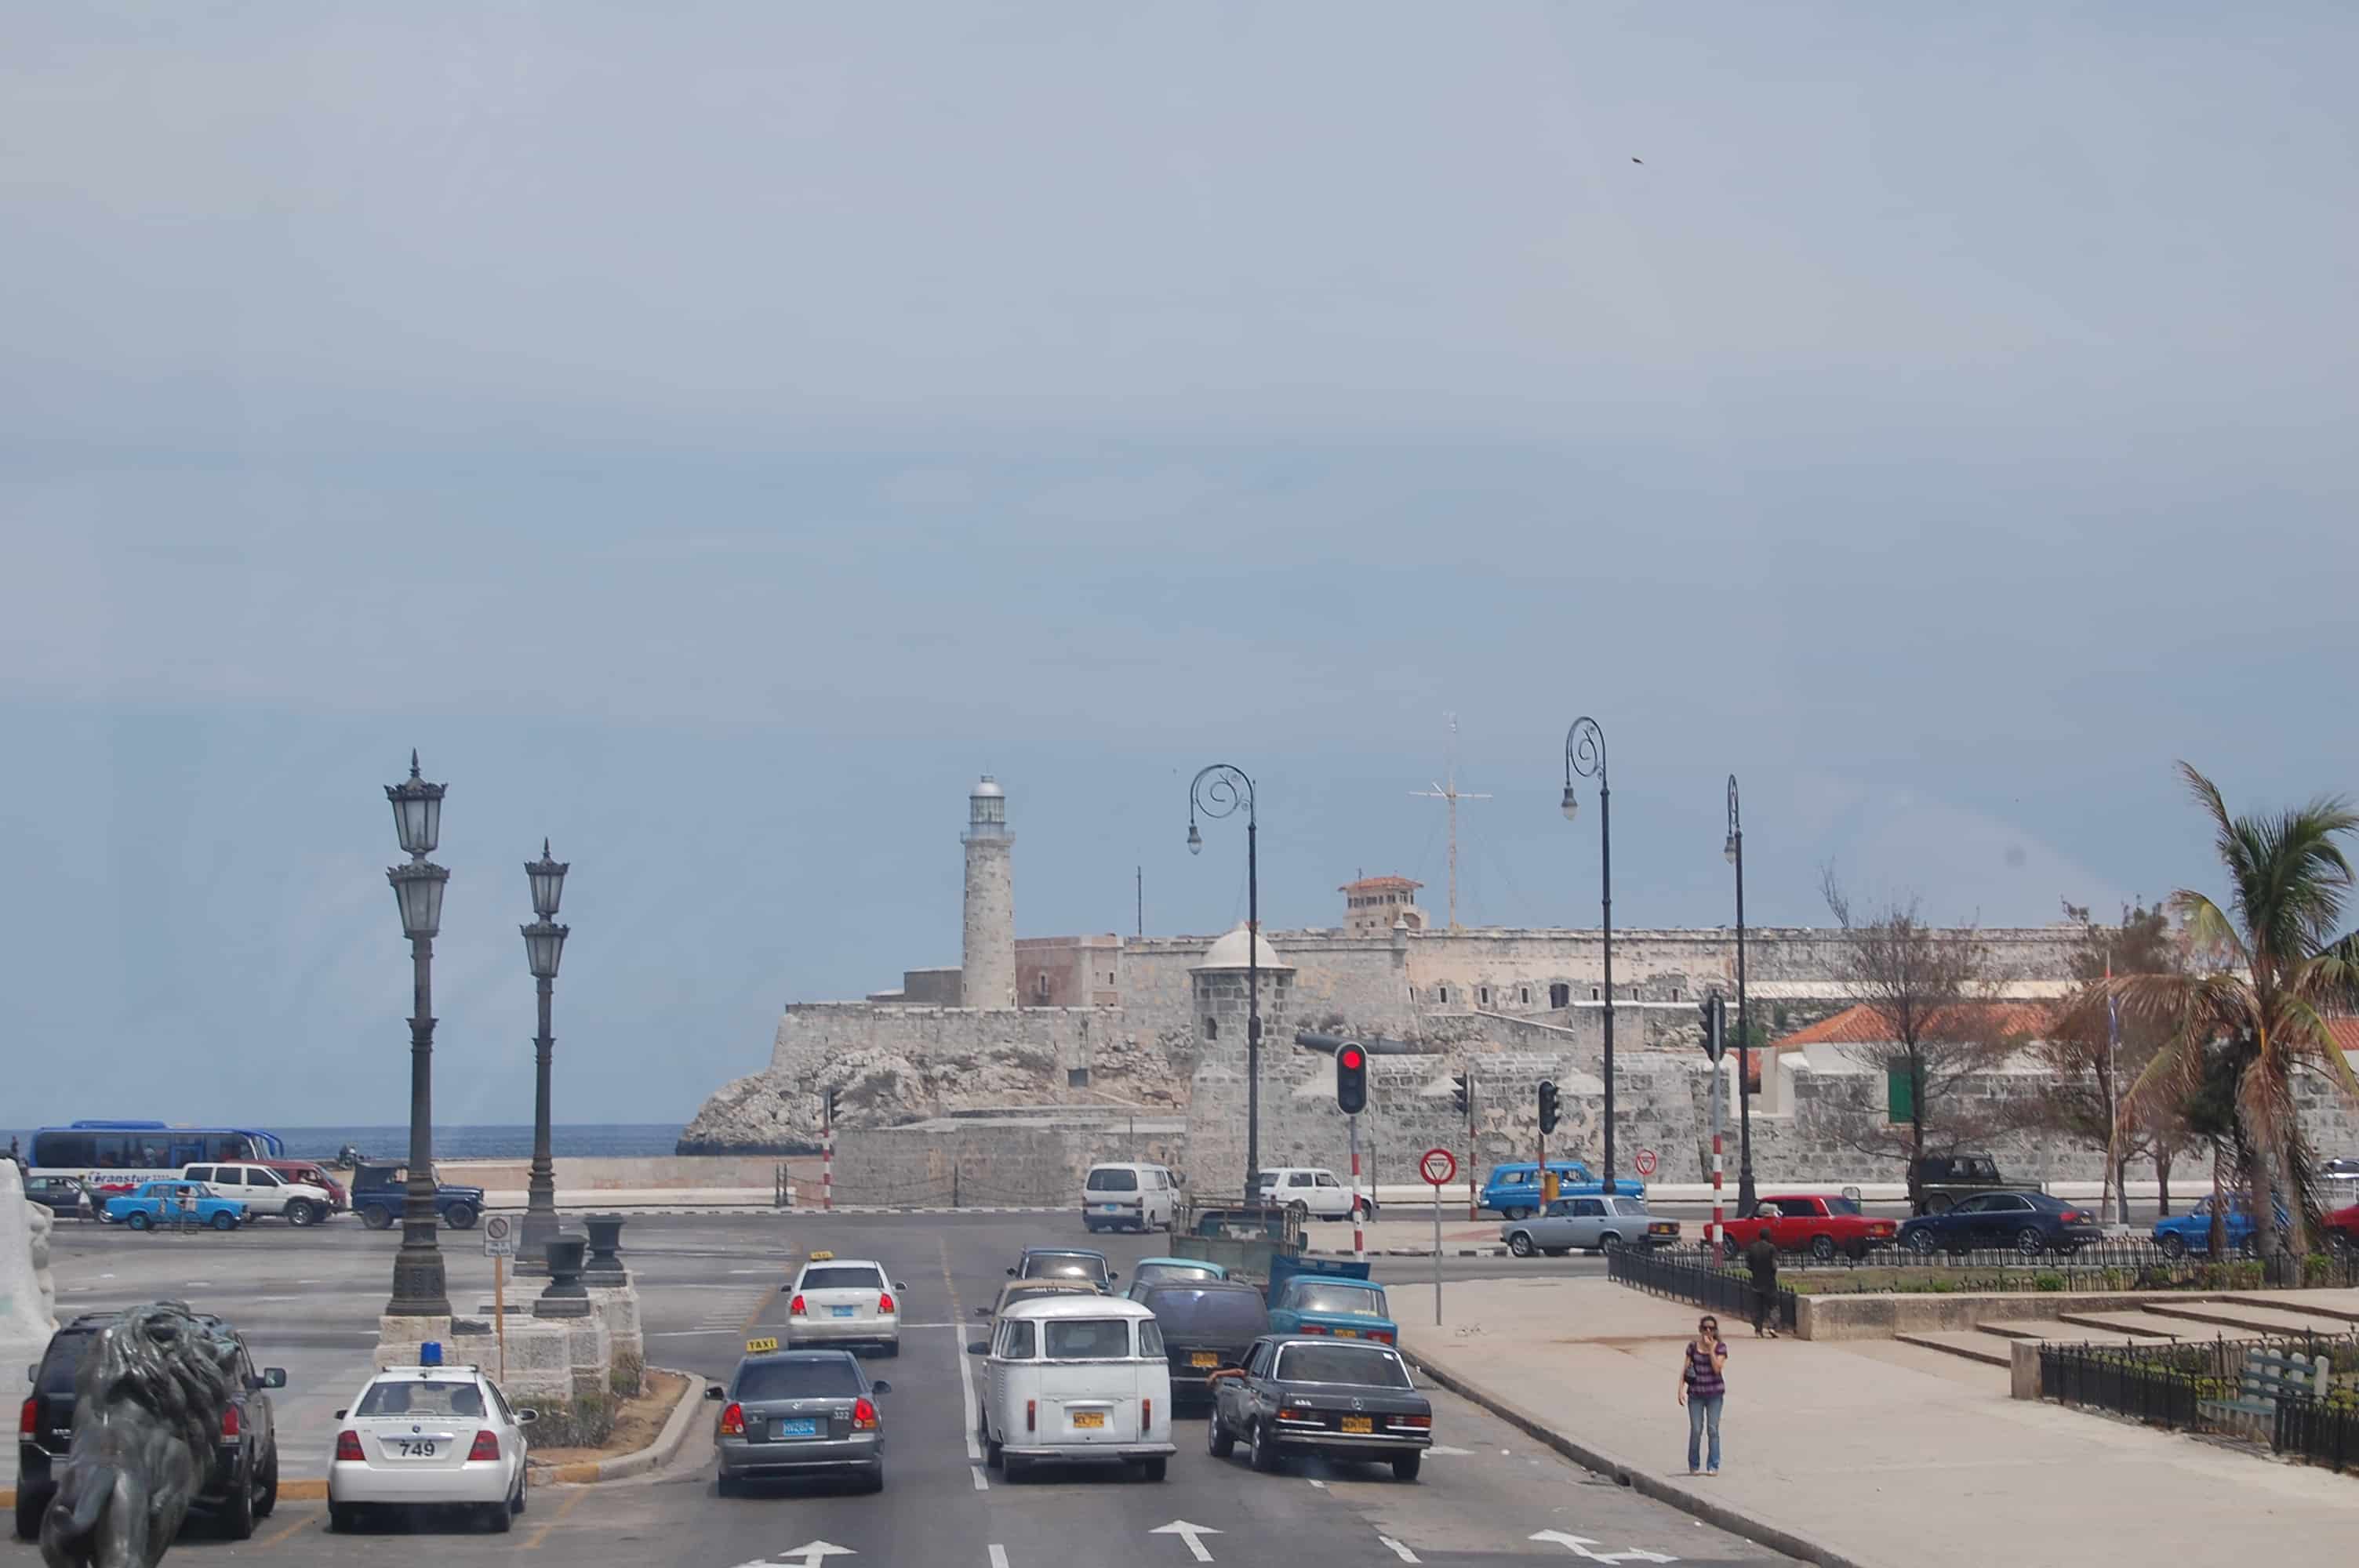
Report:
180,1162,337,1228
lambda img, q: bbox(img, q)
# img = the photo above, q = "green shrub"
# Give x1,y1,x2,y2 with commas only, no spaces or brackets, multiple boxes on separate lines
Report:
2034,1272,2066,1292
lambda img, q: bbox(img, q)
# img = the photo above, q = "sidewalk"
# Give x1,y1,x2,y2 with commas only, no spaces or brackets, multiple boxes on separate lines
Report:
1402,1276,2359,1568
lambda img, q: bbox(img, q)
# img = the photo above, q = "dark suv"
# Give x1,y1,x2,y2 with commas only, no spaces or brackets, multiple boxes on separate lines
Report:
349,1161,484,1230
1912,1153,2009,1214
16,1311,286,1542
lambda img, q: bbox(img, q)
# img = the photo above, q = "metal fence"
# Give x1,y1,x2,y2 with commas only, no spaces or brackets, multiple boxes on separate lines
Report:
2038,1335,2359,1474
1609,1244,1798,1333
1735,1240,2359,1294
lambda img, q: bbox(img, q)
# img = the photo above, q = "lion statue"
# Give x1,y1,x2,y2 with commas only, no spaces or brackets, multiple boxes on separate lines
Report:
41,1301,240,1568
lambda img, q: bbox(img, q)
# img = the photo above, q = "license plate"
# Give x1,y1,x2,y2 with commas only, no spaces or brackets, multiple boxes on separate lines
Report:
1336,1328,1359,1338
771,1417,819,1440
1190,1352,1218,1367
831,1305,856,1318
1072,1410,1106,1429
1100,1203,1123,1213
1339,1416,1372,1435
391,1439,441,1458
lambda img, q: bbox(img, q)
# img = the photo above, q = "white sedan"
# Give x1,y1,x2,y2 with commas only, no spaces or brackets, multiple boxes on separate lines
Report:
785,1253,907,1356
328,1361,535,1533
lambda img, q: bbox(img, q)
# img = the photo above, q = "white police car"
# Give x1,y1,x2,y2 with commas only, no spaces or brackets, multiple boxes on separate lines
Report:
327,1345,536,1533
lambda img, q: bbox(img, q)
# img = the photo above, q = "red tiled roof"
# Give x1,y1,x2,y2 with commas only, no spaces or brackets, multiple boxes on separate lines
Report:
1339,875,1423,894
1774,1001,2053,1049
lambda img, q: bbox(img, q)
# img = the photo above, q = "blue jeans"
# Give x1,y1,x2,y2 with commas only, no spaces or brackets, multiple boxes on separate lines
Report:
1686,1392,1723,1472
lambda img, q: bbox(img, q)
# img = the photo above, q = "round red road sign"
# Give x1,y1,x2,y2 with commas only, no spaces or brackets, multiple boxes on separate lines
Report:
1419,1147,1458,1187
1634,1148,1659,1178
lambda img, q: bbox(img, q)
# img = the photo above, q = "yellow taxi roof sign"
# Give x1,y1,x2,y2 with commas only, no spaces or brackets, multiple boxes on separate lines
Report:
745,1337,780,1355
808,1250,834,1261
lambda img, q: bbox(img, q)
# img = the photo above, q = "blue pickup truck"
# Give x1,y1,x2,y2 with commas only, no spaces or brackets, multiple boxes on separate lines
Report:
1264,1255,1398,1345
1478,1161,1647,1219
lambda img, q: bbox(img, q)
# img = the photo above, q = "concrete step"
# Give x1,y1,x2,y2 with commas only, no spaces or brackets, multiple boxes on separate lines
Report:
1838,1338,2012,1391
1973,1319,2150,1345
1894,1330,2013,1367
2052,1309,2205,1339
2134,1301,2355,1338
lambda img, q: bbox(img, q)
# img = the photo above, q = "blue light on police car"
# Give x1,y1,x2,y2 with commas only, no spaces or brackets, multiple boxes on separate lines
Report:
420,1341,443,1367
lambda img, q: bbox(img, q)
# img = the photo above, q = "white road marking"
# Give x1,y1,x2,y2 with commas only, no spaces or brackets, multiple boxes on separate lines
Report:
972,1463,990,1491
1530,1531,1679,1564
1379,1538,1421,1565
958,1344,984,1463
1306,1478,1326,1489
1150,1521,1222,1563
1426,1444,1474,1456
989,1549,1009,1568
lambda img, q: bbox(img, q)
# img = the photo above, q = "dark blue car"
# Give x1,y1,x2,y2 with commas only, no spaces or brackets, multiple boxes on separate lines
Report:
2151,1196,2288,1258
1897,1191,2103,1257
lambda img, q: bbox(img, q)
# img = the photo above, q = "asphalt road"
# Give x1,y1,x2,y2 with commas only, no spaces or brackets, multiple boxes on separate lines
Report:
11,1212,1787,1568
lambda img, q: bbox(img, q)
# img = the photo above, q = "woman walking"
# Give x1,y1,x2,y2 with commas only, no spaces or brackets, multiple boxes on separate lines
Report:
1676,1314,1728,1475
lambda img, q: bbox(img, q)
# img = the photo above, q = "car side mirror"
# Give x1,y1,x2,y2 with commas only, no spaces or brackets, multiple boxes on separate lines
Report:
973,1305,990,1316
26,1363,36,1385
517,1409,538,1425
1107,1272,1119,1283
870,1381,891,1396
896,1282,909,1292
967,1341,989,1356
780,1284,792,1294
260,1367,288,1389
333,1409,347,1420
704,1385,725,1401
1005,1267,1016,1276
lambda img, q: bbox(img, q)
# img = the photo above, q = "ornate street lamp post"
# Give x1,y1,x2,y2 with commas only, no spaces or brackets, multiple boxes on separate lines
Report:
519,840,571,1272
1726,775,1757,1215
1561,718,1617,1193
1187,764,1260,1197
384,751,452,1319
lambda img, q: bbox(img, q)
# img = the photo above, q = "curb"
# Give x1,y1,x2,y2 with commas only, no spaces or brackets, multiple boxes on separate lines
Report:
1308,1245,1512,1258
530,1368,707,1487
1398,1344,1873,1568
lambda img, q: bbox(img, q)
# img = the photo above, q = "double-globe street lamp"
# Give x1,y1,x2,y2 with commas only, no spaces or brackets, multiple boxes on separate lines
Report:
1560,718,1618,1193
1725,775,1757,1216
383,752,452,1319
519,840,572,1271
1187,764,1260,1197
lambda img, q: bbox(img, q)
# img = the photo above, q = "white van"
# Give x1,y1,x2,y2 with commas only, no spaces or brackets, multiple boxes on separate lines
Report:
1080,1163,1180,1233
969,1295,1175,1482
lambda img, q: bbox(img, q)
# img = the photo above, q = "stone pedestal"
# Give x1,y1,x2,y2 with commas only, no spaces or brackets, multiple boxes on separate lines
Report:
534,1236,592,1319
589,1282,644,1398
0,1163,59,1385
372,1314,456,1372
581,1214,627,1286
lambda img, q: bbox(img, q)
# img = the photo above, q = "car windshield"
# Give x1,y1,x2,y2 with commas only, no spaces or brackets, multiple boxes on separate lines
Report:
1042,1319,1135,1359
1144,1287,1270,1341
1825,1197,1863,1215
800,1267,885,1290
1132,1262,1219,1286
356,1379,486,1417
1274,1344,1413,1388
1292,1283,1386,1317
736,1359,863,1400
1085,1169,1139,1192
1022,1254,1107,1281
1608,1198,1651,1217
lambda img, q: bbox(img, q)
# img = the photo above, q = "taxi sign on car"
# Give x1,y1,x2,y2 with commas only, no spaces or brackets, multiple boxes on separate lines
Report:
745,1337,780,1354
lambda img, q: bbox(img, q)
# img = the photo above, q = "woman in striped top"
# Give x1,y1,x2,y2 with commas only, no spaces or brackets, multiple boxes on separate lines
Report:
1675,1315,1728,1475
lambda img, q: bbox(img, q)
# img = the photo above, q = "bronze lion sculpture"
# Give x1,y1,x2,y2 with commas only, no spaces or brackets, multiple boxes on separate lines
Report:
40,1301,240,1568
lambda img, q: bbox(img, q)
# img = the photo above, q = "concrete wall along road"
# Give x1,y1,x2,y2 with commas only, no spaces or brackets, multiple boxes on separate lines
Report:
834,1113,1187,1208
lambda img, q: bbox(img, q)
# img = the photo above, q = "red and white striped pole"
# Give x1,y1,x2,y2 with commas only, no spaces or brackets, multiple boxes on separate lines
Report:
1350,1115,1365,1263
1709,1128,1725,1254
822,1090,834,1214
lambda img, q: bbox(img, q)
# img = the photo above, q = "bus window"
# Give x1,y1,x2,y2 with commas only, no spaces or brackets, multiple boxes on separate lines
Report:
31,1132,93,1168
91,1134,129,1170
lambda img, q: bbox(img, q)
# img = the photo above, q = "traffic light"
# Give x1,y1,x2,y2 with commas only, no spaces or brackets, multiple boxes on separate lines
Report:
1452,1072,1474,1120
1700,992,1726,1063
1335,1042,1368,1115
1537,1079,1559,1135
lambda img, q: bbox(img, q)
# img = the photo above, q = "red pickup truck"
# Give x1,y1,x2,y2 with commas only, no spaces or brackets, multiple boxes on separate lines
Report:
1717,1195,1898,1261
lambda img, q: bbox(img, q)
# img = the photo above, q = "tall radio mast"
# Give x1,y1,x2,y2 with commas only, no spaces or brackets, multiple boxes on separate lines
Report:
1410,714,1490,931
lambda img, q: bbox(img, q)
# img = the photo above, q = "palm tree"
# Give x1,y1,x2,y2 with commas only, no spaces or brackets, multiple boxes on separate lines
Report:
2123,763,2359,1266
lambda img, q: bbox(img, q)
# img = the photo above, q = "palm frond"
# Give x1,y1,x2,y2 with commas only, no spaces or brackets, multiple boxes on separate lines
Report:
2276,992,2359,1107
2166,892,2247,971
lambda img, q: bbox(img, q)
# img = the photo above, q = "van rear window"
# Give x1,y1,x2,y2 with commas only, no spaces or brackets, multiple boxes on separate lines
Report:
38,1332,95,1394
1043,1319,1134,1359
1085,1169,1139,1192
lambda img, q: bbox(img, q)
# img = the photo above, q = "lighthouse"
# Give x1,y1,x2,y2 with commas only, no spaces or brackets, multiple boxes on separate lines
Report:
961,775,1016,1010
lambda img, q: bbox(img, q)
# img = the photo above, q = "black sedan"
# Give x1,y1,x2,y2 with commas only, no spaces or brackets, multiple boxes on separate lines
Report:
1207,1335,1432,1481
1139,1281,1270,1409
21,1176,93,1220
1897,1191,2105,1256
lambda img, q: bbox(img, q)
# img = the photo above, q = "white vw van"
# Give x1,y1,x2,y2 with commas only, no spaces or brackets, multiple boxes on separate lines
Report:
969,1295,1175,1482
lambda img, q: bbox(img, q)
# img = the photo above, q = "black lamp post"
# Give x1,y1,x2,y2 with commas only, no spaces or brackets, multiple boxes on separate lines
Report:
1726,775,1757,1216
1187,764,1260,1197
1560,718,1616,1194
519,840,571,1272
383,751,452,1319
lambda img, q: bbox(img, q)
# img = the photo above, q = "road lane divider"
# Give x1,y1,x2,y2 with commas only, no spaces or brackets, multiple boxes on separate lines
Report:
1379,1538,1421,1565
939,1236,985,1468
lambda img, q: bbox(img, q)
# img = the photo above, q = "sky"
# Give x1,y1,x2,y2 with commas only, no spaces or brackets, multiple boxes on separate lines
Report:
4,4,2354,1127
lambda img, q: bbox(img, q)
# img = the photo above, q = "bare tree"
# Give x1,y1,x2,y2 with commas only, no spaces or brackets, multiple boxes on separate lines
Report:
2033,901,2190,1217
1822,869,2008,1207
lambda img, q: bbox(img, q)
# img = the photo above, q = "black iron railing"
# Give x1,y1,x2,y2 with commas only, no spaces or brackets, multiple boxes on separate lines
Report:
2277,1390,2359,1472
2038,1334,2359,1473
1609,1244,1797,1333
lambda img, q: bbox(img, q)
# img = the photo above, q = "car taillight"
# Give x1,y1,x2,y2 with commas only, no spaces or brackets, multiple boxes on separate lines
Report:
1370,1330,1394,1344
335,1431,363,1461
2061,1210,2083,1224
852,1398,878,1431
20,1398,36,1437
877,1292,896,1315
1391,1414,1431,1428
1281,1406,1315,1421
468,1428,500,1461
222,1405,241,1439
789,1294,806,1316
1026,1399,1036,1432
1300,1324,1329,1335
719,1403,745,1436
1142,1397,1152,1432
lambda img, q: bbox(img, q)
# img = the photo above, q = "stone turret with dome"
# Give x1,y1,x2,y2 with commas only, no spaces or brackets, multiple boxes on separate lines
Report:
1190,922,1292,974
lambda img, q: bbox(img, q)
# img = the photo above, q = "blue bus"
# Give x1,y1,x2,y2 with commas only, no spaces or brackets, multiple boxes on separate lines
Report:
28,1121,288,1190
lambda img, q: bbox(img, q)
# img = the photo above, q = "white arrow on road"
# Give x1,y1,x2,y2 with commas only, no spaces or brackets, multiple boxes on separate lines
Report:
1531,1531,1678,1565
1425,1444,1475,1456
1150,1520,1223,1563
747,1544,854,1568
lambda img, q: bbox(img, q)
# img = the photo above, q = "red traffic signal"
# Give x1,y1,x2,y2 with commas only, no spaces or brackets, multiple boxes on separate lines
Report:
1335,1043,1369,1115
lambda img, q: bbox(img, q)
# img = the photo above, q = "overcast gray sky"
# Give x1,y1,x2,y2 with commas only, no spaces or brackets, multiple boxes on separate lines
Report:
5,4,2353,1127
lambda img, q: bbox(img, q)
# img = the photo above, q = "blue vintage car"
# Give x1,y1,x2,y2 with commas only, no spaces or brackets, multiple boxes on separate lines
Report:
1478,1161,1647,1219
104,1180,249,1232
1267,1273,1398,1346
2152,1196,2288,1258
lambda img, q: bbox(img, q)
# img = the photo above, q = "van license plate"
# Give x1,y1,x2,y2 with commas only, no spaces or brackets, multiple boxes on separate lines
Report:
1339,1416,1373,1435
1100,1204,1122,1213
1190,1352,1218,1367
771,1418,819,1439
1072,1410,1106,1429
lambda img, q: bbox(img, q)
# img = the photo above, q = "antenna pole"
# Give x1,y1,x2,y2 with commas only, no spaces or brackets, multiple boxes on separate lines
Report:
1410,713,1490,931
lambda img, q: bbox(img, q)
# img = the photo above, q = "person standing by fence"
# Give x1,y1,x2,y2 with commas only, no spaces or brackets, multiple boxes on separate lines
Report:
1743,1228,1780,1338
1677,1314,1728,1475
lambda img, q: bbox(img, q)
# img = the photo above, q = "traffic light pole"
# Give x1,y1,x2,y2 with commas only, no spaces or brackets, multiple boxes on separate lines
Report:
822,1088,835,1213
1465,1073,1477,1221
1350,1113,1364,1264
